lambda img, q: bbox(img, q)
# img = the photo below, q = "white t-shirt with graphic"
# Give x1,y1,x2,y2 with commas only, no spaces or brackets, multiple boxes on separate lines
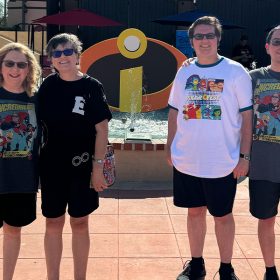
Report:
168,57,252,178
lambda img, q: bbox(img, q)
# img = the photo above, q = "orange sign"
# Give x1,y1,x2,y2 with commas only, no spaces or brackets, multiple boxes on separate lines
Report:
81,28,186,112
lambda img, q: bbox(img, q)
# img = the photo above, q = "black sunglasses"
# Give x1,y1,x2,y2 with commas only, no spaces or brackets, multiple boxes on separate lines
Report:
51,48,75,58
192,33,217,40
2,60,28,69
271,38,280,46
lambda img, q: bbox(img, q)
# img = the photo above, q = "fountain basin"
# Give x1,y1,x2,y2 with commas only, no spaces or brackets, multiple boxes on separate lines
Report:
110,138,172,189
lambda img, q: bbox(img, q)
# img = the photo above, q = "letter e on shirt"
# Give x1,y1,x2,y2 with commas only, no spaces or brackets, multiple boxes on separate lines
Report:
72,96,85,115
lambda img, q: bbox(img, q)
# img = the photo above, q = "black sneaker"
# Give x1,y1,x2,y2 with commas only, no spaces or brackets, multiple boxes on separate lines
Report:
176,260,206,280
264,271,280,280
218,270,240,280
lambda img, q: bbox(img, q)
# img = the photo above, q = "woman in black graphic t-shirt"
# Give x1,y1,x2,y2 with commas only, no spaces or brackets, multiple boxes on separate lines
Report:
0,42,41,279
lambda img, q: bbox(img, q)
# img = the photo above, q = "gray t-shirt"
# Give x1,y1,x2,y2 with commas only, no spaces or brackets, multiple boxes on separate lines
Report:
249,67,280,183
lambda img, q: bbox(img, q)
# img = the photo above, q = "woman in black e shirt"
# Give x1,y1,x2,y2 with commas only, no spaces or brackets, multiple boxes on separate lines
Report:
38,33,112,280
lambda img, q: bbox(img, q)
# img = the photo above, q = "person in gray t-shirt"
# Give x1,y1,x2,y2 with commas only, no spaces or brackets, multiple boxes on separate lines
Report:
249,25,280,280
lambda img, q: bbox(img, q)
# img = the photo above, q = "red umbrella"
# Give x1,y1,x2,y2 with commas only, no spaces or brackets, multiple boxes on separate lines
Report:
32,8,123,27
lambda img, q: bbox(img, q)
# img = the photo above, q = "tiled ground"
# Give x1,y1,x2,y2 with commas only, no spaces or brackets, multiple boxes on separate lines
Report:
0,178,280,279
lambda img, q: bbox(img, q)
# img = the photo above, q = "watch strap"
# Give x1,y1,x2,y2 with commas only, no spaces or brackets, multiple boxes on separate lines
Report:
240,153,250,161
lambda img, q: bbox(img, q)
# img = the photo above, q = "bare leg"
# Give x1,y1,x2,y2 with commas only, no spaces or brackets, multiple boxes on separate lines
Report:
214,213,235,263
70,216,90,280
44,215,65,280
3,224,21,280
258,217,276,267
187,207,207,257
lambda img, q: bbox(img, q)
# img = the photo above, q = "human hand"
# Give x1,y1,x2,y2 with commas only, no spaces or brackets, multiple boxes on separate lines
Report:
166,148,173,166
90,166,109,192
182,57,195,67
233,158,249,179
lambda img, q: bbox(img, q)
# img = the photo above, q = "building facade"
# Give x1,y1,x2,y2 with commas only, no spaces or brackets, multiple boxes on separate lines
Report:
7,0,46,27
7,0,280,67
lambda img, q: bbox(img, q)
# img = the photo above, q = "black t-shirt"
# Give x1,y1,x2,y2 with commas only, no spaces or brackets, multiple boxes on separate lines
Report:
0,87,39,193
38,73,112,171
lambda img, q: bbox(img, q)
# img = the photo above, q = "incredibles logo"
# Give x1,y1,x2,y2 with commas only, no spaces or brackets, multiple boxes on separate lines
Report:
81,28,186,112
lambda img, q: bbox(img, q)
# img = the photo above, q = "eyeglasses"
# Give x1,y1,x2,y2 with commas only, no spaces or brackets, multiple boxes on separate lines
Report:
2,60,28,69
51,48,75,58
192,33,217,40
272,95,279,99
270,38,280,46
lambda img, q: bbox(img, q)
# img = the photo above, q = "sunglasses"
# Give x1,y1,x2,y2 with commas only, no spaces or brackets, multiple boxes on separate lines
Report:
2,60,28,69
270,38,280,46
192,33,217,40
51,48,75,58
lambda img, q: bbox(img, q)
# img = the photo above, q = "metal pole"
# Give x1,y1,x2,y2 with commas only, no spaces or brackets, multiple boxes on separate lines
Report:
22,0,26,31
3,0,7,26
127,0,130,28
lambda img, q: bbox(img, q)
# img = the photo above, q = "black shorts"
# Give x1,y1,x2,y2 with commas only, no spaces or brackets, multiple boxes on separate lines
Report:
0,193,37,228
40,166,99,218
249,179,280,219
173,167,237,217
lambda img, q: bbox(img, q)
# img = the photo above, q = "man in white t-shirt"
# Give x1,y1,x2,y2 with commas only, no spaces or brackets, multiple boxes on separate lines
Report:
167,16,253,280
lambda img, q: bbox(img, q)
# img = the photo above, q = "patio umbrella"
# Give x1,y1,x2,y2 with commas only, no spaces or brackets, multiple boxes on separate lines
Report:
32,8,123,27
153,9,245,30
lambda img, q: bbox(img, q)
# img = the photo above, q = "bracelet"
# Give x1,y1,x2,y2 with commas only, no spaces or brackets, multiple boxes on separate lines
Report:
93,158,104,165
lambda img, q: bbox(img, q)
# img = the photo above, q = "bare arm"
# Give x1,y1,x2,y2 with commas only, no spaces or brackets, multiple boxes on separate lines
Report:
91,119,109,192
233,109,253,179
167,108,178,166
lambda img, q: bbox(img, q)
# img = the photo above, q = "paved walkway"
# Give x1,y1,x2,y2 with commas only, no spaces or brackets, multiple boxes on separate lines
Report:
0,178,279,279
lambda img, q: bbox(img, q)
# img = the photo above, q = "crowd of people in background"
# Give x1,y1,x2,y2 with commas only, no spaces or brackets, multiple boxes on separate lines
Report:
0,16,279,280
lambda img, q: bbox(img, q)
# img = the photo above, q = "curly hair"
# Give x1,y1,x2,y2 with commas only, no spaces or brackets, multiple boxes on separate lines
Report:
0,42,41,97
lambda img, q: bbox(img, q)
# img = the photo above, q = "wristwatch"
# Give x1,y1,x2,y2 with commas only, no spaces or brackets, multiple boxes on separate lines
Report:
240,153,250,161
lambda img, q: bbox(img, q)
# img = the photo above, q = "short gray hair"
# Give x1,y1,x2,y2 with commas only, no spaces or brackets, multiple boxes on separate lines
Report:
46,33,83,59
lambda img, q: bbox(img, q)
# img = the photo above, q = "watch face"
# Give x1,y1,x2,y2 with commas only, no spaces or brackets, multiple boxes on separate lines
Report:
244,155,250,160
240,153,250,160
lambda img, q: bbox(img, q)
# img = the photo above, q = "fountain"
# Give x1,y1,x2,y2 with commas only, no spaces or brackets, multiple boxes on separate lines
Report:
80,28,186,187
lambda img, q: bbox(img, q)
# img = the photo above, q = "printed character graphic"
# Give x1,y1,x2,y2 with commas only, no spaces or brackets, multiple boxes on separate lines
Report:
207,79,224,92
0,130,14,153
253,94,261,134
215,79,224,92
199,79,207,91
1,112,29,151
202,106,212,119
256,114,270,136
183,104,201,120
207,80,216,92
212,108,222,120
258,93,280,135
258,93,280,114
185,75,201,91
26,123,36,149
